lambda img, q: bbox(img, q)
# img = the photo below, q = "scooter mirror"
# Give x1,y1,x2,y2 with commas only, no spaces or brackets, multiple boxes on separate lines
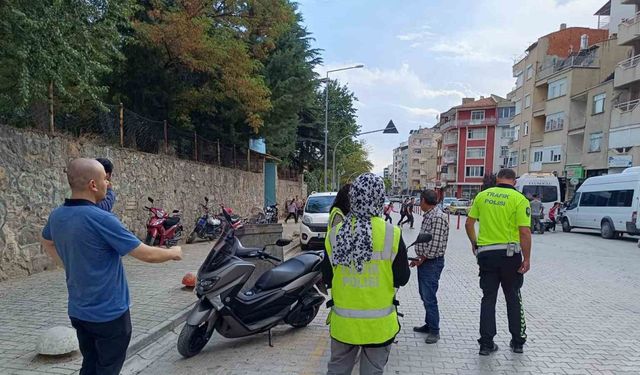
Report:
407,233,433,249
147,197,154,204
275,238,292,247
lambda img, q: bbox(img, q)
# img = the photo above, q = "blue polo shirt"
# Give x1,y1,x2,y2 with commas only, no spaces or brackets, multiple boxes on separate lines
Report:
42,199,141,322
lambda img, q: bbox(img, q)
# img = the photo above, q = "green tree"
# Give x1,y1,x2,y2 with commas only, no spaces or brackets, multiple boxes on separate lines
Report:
0,0,133,121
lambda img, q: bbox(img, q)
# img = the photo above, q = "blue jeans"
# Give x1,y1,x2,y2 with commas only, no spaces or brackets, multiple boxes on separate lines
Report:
417,257,445,334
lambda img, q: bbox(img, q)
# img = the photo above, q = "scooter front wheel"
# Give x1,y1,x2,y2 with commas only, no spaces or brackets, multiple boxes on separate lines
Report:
177,322,211,358
186,231,197,244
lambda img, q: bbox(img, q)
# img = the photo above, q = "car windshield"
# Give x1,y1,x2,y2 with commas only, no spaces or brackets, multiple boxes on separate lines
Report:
522,185,558,203
305,196,335,214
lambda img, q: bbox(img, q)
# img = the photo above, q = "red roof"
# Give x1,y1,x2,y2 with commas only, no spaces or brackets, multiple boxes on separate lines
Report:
454,97,497,109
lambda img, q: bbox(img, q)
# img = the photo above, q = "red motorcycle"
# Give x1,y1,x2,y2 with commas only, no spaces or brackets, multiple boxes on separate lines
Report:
144,197,183,247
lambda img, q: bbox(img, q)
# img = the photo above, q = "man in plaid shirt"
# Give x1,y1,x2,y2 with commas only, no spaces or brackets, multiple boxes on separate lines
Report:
410,189,449,344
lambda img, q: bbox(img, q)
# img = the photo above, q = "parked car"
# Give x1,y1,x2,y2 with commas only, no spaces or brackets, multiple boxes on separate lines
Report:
448,199,471,215
440,197,457,212
563,167,640,239
300,192,337,250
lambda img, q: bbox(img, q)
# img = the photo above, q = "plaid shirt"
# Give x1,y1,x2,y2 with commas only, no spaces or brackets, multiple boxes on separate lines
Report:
415,206,449,259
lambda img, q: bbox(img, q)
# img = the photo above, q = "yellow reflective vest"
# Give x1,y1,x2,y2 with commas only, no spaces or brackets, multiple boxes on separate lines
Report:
325,216,401,345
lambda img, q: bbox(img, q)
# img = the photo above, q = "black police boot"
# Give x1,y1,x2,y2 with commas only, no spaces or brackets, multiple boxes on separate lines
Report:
413,324,430,333
478,343,499,356
510,340,524,353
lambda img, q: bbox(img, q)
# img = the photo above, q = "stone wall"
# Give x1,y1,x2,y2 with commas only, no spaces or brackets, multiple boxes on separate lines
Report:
0,125,305,281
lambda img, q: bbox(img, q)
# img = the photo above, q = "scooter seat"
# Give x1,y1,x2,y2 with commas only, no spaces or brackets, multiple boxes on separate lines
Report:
163,216,180,229
254,253,321,290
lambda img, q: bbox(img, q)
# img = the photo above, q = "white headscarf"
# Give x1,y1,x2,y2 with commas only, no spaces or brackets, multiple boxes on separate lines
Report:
332,173,386,272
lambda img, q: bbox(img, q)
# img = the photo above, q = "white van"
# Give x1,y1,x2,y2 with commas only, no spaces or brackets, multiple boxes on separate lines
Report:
300,192,337,250
562,168,640,239
515,173,562,220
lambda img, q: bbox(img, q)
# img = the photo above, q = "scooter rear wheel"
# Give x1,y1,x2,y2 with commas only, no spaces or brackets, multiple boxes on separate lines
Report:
287,304,320,328
177,322,211,358
186,231,197,244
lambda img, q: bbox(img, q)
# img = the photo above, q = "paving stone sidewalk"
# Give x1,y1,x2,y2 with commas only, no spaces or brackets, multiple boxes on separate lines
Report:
129,213,640,375
0,221,300,375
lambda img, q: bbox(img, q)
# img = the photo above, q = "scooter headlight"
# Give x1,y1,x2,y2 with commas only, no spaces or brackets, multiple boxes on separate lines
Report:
197,276,221,293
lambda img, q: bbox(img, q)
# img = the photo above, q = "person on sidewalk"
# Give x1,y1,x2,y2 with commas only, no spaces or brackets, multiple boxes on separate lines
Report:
397,198,408,226
95,158,116,212
383,201,394,223
285,198,298,223
40,158,183,375
322,173,410,375
548,202,561,232
530,194,544,234
464,168,531,356
328,184,351,229
400,197,415,229
411,189,449,344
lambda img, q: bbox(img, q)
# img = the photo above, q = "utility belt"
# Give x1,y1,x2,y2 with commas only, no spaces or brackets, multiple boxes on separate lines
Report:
476,243,521,257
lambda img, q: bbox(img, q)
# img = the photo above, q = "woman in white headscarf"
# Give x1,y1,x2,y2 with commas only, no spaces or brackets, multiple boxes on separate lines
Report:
321,173,410,375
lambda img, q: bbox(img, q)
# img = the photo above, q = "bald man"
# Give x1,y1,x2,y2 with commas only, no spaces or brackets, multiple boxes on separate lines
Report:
40,158,182,375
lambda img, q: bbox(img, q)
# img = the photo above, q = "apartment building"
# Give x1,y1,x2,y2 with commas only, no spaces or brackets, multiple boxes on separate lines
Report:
611,0,640,173
383,164,392,180
407,127,439,191
392,142,409,193
436,96,503,199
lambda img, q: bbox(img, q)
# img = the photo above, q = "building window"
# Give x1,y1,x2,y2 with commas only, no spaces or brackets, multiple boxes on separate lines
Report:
548,78,567,99
466,147,486,158
589,132,603,152
515,72,524,88
545,112,565,132
466,166,485,177
593,93,606,115
500,146,509,157
523,121,529,136
508,151,519,167
468,128,487,139
513,125,520,141
514,100,522,115
526,64,534,80
471,110,485,124
525,95,531,108
521,148,527,163
413,149,421,154
499,107,515,118
533,150,543,162
549,148,562,162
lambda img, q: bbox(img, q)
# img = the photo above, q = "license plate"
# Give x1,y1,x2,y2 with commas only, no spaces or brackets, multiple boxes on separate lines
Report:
317,233,326,239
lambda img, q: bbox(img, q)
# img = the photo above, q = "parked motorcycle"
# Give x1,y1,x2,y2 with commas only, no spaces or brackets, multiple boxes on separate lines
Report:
186,197,223,244
264,203,279,224
144,197,183,247
177,205,325,358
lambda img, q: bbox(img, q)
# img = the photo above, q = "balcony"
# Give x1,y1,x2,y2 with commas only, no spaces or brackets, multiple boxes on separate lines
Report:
439,120,457,132
611,99,640,130
537,54,599,81
532,102,545,117
615,54,640,88
443,173,457,181
442,152,457,164
442,131,458,145
457,117,498,127
618,12,640,46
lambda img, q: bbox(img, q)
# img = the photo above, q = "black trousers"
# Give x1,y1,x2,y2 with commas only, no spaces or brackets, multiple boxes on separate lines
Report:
70,310,132,375
285,212,298,223
384,213,392,223
477,253,526,347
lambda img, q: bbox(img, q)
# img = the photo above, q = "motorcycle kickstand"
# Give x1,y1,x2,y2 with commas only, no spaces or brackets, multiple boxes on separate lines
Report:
268,328,274,348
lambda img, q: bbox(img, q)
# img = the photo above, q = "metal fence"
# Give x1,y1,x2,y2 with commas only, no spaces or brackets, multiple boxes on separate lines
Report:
14,102,293,175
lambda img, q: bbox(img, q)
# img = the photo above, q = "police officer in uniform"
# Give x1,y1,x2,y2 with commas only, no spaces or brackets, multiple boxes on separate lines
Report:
322,173,410,375
464,168,531,355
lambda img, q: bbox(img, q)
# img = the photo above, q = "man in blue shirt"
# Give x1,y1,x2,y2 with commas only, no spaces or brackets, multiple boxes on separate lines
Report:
40,158,182,375
95,158,116,212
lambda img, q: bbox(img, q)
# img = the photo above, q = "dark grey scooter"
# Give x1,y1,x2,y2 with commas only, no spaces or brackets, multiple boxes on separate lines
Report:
177,206,325,358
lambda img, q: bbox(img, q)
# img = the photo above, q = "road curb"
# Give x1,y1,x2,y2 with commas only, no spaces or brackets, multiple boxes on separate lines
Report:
126,302,195,358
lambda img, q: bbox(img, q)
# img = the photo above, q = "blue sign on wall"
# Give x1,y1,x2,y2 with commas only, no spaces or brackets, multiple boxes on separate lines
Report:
249,138,266,154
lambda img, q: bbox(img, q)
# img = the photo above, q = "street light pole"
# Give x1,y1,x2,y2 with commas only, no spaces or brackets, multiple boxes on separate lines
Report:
323,64,364,191
332,120,398,190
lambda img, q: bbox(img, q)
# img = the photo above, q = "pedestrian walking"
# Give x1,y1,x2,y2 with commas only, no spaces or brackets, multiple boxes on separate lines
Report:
285,198,298,223
95,158,116,212
322,173,410,375
329,184,351,229
530,194,544,234
411,189,449,344
400,197,415,228
397,198,408,226
548,202,561,232
383,201,394,223
464,168,531,356
40,158,183,375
